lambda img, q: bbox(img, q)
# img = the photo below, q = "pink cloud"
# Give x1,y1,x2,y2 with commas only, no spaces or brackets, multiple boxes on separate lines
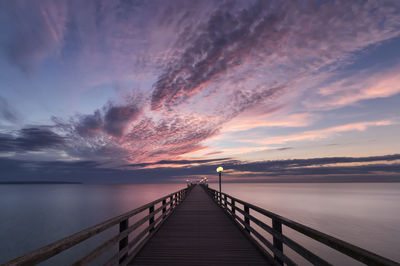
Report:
305,65,400,110
258,120,394,146
221,113,315,133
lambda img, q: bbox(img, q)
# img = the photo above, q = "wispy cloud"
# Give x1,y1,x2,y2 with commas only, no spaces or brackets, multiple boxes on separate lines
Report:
305,65,400,110
257,120,393,146
221,113,315,133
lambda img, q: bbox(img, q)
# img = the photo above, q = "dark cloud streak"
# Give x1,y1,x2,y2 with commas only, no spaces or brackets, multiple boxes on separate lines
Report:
1,154,399,183
127,157,233,168
0,127,64,152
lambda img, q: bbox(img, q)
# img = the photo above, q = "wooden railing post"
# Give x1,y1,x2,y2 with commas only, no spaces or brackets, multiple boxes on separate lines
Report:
170,195,173,209
162,199,166,215
244,205,250,233
223,194,227,209
119,219,128,264
272,219,284,265
231,199,235,215
149,205,155,233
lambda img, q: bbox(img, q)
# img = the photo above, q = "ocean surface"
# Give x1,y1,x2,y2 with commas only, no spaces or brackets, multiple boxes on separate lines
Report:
1,183,399,265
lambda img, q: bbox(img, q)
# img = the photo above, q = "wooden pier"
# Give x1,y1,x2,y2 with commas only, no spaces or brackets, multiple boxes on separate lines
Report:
4,184,400,266
130,185,269,265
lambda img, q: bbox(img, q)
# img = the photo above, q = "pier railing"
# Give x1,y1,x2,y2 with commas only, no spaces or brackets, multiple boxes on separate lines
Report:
4,186,192,266
205,186,398,266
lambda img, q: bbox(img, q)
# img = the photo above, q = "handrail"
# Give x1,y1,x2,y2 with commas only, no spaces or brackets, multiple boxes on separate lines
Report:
4,185,194,266
204,186,399,266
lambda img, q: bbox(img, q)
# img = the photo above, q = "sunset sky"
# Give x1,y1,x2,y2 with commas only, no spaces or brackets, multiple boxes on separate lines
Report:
1,0,399,183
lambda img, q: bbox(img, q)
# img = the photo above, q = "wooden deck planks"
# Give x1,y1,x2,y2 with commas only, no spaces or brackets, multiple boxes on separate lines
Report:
129,185,270,266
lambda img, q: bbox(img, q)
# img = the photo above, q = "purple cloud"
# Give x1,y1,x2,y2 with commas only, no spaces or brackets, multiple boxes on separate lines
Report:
0,127,64,152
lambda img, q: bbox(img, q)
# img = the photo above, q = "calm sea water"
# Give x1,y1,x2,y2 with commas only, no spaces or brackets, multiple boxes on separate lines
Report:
0,183,399,265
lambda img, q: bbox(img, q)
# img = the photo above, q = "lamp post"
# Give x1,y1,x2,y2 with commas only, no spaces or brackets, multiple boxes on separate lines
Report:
216,167,223,203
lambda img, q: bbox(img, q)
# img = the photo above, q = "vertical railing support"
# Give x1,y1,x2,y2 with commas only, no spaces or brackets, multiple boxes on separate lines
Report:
162,199,166,215
272,219,284,265
244,205,250,233
231,198,235,216
170,195,173,209
223,194,227,209
119,219,128,264
149,205,155,233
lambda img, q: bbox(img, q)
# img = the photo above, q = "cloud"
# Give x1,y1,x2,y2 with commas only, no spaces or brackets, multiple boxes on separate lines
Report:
71,96,143,138
103,104,141,137
2,0,400,167
257,120,393,146
305,65,400,110
122,114,221,162
221,113,315,133
75,110,103,137
206,120,393,156
0,127,64,152
1,154,399,183
55,110,221,164
127,157,232,168
227,154,400,172
150,0,400,112
0,96,19,123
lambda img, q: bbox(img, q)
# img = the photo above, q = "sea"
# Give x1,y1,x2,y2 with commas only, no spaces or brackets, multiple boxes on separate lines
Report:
1,183,399,265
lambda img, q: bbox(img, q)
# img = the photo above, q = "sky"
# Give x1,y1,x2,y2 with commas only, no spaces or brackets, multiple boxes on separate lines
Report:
0,0,399,183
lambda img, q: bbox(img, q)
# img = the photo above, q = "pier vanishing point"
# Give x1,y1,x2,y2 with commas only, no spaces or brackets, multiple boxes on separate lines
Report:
4,184,399,266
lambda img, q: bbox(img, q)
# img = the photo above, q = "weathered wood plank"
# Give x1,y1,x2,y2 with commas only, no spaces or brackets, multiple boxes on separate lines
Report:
129,185,270,266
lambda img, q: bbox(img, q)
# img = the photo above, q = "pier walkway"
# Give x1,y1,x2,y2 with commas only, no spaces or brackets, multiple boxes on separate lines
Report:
129,185,269,265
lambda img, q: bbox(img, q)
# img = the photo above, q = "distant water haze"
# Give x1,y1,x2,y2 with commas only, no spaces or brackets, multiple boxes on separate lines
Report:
1,183,399,265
